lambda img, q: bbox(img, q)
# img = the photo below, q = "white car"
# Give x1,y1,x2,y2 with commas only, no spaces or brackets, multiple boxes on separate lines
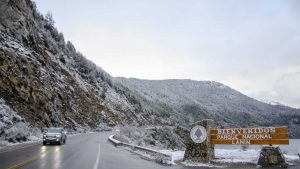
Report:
43,128,67,145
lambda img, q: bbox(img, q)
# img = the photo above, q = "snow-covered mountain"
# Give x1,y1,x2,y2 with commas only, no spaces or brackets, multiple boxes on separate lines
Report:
114,78,300,137
0,0,299,144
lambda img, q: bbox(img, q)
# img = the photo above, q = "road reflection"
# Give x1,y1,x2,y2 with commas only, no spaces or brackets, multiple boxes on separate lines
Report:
36,145,62,169
53,146,61,169
40,147,48,162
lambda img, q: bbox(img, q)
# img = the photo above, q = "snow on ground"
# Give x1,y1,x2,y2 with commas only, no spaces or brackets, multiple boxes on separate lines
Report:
214,149,259,164
0,137,42,150
181,161,224,168
214,149,299,165
160,148,299,166
160,150,185,164
0,98,42,148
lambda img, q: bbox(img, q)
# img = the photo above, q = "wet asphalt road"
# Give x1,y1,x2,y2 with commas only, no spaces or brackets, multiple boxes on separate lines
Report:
0,132,299,169
0,132,181,169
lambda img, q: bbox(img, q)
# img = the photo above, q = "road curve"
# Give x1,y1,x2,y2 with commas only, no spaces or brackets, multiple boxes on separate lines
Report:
0,132,298,169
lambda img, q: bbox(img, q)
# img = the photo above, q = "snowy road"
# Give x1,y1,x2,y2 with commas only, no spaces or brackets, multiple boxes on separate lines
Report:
0,132,299,169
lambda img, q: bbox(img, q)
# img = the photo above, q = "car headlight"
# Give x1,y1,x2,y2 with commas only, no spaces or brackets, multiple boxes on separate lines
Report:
43,135,46,137
56,134,61,137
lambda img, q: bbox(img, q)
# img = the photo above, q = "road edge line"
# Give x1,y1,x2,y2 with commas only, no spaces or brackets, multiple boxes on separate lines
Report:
93,136,101,169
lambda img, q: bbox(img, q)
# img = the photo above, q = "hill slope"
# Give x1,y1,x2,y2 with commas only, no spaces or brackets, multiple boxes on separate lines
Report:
115,78,300,138
0,0,156,132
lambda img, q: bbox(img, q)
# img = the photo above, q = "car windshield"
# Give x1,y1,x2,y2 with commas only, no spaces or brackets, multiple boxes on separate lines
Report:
47,128,61,133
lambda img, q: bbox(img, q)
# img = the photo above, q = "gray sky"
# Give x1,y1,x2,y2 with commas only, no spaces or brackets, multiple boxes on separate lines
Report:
34,0,300,108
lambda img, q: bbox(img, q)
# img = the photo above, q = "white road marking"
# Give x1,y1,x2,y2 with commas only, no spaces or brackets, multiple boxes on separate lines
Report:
93,136,101,169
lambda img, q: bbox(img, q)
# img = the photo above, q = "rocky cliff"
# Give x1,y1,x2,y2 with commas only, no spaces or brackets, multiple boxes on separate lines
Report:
0,0,155,134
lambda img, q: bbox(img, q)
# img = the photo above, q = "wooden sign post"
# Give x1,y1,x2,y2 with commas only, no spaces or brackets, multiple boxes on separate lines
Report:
184,124,289,167
210,126,289,168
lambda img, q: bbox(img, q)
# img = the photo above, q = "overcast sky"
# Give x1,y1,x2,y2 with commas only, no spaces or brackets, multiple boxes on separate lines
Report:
34,0,300,108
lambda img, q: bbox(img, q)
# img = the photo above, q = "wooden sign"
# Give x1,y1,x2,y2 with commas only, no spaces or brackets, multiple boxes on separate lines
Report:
210,127,289,145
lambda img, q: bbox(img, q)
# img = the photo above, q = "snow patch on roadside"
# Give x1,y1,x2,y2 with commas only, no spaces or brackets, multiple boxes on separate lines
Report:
214,149,299,165
129,148,172,165
159,150,185,164
181,161,224,168
159,148,299,166
0,98,42,148
214,149,259,164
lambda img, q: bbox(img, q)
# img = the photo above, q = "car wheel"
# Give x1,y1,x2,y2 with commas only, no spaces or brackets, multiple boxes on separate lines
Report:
43,142,46,145
58,139,62,145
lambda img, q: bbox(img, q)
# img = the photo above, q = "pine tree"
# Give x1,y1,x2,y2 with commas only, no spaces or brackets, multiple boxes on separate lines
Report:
45,11,55,28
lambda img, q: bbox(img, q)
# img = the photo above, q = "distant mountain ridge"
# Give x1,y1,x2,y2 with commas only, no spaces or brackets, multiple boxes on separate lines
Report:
0,0,299,143
261,99,286,107
114,78,300,137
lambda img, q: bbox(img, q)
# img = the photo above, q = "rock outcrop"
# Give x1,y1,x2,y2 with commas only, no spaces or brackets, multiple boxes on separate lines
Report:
0,0,152,132
257,146,288,168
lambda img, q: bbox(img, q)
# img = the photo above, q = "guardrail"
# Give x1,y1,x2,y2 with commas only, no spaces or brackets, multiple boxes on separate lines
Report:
108,135,171,163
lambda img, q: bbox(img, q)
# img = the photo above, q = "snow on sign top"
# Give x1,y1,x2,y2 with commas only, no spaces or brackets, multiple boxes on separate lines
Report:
190,125,207,143
210,126,289,145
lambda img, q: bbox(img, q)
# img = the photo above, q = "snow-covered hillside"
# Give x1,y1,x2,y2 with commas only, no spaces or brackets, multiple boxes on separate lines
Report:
115,78,300,138
0,0,154,133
